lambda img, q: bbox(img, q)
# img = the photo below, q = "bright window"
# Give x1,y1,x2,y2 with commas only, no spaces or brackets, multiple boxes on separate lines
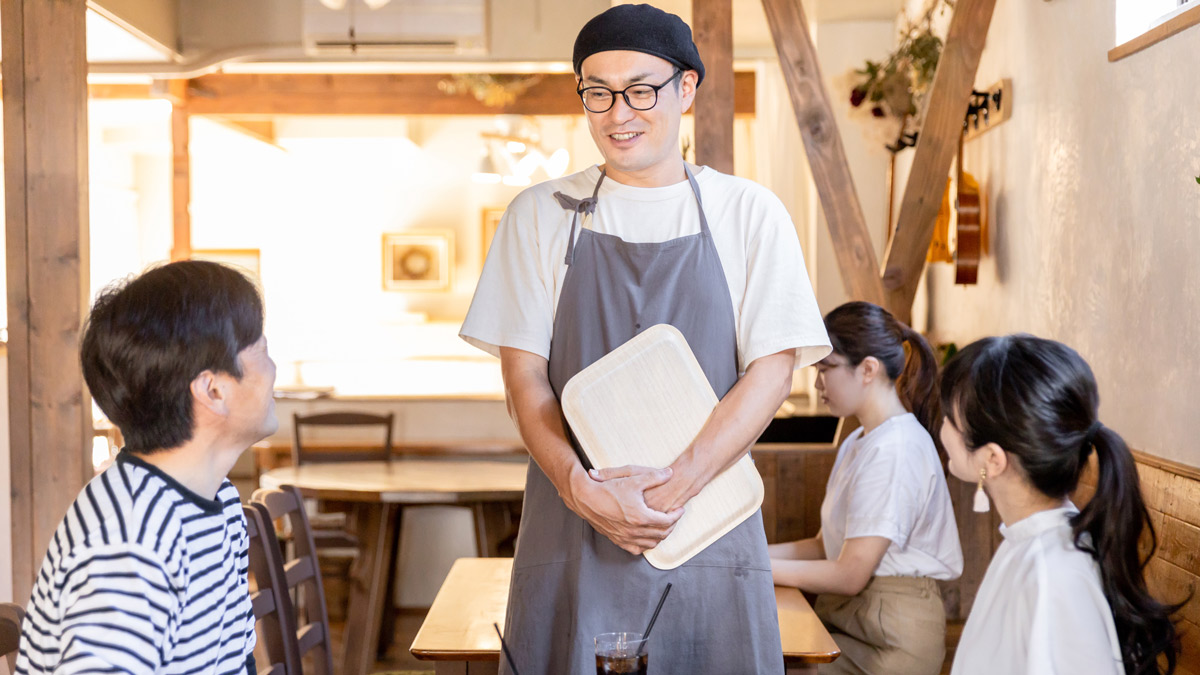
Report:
1116,0,1198,44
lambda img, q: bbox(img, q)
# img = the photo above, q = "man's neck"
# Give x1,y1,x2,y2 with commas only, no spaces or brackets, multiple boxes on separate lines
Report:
603,157,691,188
138,436,245,500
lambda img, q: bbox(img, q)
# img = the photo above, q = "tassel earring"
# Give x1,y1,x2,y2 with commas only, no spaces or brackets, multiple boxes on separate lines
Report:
973,468,990,513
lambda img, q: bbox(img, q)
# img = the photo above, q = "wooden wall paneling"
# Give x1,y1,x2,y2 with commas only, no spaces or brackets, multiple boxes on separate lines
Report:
757,450,780,541
760,0,886,305
878,0,998,323
184,73,756,117
1156,515,1200,581
800,449,834,538
692,0,734,173
1175,618,1200,675
754,444,837,544
2,0,92,605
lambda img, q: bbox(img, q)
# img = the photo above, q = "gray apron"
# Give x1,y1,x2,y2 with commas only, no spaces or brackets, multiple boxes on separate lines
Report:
500,167,784,674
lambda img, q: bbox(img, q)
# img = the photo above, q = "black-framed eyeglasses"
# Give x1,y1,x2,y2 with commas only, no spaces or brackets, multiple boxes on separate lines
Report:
576,69,682,113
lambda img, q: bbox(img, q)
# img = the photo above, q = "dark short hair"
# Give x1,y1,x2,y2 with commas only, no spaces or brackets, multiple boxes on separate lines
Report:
81,261,264,453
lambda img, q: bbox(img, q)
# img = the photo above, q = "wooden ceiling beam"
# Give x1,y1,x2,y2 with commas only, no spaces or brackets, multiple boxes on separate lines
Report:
880,0,998,323
761,0,886,306
182,72,756,116
210,118,278,147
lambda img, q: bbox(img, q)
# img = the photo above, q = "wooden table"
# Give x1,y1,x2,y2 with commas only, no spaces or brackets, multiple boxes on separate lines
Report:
411,558,840,674
259,459,527,675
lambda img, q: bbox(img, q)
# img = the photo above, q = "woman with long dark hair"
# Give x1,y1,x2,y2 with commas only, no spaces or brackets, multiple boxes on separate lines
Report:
770,302,962,674
941,335,1179,674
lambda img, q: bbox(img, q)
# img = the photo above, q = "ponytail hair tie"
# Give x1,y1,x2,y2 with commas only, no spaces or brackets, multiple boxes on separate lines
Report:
1082,420,1103,459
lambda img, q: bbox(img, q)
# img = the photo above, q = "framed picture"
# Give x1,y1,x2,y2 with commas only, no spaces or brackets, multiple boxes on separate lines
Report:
383,231,453,291
481,207,505,265
191,249,262,283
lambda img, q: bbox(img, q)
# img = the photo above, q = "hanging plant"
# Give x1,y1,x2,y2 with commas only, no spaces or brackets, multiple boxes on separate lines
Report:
845,0,954,153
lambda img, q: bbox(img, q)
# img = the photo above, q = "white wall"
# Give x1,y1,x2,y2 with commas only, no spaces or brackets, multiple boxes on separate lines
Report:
813,20,899,313
908,0,1200,464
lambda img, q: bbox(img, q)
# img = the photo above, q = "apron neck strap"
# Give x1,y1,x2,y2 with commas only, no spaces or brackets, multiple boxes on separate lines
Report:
553,165,708,266
683,165,711,237
553,169,606,265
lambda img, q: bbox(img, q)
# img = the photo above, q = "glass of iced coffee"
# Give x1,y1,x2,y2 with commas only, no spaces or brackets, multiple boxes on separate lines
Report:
594,632,648,675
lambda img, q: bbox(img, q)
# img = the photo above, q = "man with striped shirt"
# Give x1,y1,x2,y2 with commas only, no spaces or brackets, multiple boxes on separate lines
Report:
16,261,276,674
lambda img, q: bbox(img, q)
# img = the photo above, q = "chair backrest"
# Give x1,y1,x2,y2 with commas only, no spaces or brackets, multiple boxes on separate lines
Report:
242,504,301,675
292,412,394,466
1,601,24,671
251,485,335,675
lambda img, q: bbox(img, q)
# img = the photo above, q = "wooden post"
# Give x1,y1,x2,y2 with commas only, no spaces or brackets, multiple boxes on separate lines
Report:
2,0,92,605
761,0,887,306
692,0,734,173
171,80,192,261
879,0,998,323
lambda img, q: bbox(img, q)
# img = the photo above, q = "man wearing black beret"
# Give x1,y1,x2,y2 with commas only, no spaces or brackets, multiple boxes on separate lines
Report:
461,5,830,672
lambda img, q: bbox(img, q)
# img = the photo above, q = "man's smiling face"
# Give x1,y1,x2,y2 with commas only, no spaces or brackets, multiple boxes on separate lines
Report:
578,50,697,186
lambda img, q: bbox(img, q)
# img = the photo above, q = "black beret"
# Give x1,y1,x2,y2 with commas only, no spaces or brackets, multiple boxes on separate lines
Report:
573,4,705,86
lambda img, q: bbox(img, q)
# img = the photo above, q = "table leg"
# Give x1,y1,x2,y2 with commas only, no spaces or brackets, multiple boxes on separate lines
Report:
377,505,404,657
341,503,399,675
471,503,489,558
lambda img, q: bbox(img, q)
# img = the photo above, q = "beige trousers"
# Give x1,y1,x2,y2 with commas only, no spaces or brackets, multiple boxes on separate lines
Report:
814,576,946,675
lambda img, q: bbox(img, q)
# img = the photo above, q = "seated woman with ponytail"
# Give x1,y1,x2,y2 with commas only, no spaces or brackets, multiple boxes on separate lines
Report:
769,302,963,674
940,335,1179,675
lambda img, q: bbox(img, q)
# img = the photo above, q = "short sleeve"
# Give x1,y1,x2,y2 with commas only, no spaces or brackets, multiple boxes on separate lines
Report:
737,192,830,370
460,191,555,359
840,445,924,549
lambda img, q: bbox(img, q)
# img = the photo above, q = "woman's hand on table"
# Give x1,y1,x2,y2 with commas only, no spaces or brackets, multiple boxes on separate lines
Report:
568,464,683,555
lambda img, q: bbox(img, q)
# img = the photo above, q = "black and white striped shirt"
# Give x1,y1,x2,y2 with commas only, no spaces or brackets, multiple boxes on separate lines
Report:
17,451,257,674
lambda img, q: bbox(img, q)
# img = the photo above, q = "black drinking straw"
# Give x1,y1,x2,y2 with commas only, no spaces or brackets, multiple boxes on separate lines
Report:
494,622,521,675
636,582,673,656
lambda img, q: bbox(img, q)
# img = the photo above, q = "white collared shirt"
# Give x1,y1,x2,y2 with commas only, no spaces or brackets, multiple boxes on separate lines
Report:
820,413,963,580
951,506,1124,675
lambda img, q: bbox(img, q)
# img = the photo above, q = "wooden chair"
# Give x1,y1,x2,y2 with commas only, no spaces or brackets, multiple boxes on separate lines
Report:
292,411,396,547
242,503,299,675
1,601,24,671
251,486,335,675
291,412,394,466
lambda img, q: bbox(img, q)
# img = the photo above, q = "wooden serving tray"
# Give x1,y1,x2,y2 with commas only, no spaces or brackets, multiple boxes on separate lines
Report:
560,324,764,569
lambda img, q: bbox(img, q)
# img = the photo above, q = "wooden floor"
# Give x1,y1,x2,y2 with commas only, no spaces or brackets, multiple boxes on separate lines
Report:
330,610,435,674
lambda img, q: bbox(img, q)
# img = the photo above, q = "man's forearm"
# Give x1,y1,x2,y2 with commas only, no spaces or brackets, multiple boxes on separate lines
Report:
665,350,795,503
501,348,584,509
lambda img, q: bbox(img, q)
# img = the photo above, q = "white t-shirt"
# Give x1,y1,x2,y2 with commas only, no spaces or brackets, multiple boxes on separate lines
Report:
820,413,963,580
459,164,831,373
951,506,1124,675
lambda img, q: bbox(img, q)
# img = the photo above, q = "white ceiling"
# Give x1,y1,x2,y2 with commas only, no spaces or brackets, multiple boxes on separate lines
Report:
81,0,905,73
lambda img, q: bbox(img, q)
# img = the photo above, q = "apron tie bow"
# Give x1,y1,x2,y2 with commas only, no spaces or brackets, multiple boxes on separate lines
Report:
553,170,607,265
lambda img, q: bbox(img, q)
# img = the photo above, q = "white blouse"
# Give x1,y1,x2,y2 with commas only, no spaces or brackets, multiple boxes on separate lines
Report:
459,165,831,373
951,506,1124,675
820,413,962,580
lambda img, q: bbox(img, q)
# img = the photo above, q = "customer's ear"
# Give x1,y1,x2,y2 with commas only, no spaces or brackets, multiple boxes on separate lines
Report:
190,370,230,418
